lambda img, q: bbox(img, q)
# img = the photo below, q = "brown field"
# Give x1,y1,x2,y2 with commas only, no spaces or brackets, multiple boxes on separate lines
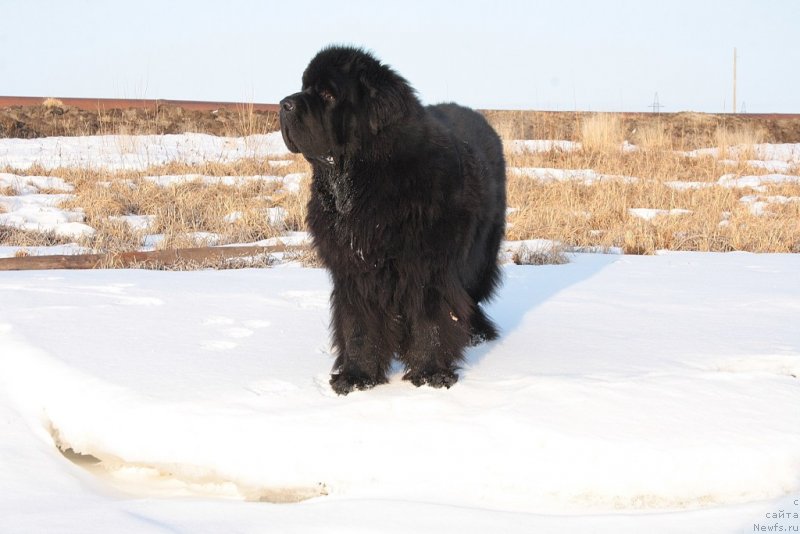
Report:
1,100,799,265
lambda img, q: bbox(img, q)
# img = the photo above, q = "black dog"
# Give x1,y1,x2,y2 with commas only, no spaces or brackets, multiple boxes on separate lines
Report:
279,46,506,395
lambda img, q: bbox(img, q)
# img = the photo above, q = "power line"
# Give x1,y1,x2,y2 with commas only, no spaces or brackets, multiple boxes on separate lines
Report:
649,92,664,113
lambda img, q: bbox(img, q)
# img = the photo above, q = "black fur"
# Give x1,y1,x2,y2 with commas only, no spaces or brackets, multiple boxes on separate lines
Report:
279,46,506,395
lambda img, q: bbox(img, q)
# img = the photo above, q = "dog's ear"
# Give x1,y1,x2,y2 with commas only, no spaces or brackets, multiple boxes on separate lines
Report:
358,65,413,135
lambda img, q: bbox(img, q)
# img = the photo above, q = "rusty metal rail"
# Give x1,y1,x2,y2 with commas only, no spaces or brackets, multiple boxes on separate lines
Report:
0,245,305,271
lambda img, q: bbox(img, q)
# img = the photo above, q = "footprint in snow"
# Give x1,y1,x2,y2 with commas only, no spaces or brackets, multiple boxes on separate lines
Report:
200,316,272,351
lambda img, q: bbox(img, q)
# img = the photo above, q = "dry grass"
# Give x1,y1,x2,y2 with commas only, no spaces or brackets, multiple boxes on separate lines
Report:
127,254,277,271
42,97,65,109
631,121,672,151
2,115,799,264
62,174,293,252
0,152,311,257
504,119,800,254
283,246,324,268
579,114,625,153
511,242,569,265
714,125,767,160
0,226,75,247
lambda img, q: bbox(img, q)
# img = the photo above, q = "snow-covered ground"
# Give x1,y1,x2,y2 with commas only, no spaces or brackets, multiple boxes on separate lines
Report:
0,132,290,171
0,169,304,255
509,167,638,184
1,253,799,533
685,143,800,173
1,134,800,532
0,192,94,239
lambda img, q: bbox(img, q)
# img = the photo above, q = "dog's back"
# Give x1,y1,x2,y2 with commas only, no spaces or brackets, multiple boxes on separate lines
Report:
427,103,506,307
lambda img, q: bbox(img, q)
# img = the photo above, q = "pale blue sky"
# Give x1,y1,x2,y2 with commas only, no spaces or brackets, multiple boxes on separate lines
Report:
1,0,797,112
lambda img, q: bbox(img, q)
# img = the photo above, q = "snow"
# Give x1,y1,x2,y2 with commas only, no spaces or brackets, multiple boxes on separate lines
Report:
142,173,294,188
0,172,75,194
254,230,311,248
665,180,716,191
0,243,87,258
717,173,800,191
666,173,800,193
739,194,800,216
510,167,638,184
1,132,800,532
507,139,580,153
0,174,91,239
108,214,156,232
0,132,290,171
278,172,305,193
224,207,287,226
1,253,799,533
500,239,569,264
508,140,640,155
0,192,94,238
685,143,800,167
684,143,800,175
719,159,794,173
629,208,693,221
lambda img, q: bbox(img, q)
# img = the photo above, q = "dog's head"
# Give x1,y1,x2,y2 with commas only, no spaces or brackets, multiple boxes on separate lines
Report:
279,46,420,162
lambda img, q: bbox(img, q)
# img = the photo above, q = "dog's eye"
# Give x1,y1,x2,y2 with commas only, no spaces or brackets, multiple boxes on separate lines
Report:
319,89,336,103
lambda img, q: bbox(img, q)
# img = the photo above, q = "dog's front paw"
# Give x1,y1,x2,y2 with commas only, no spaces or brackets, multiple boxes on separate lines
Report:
403,368,458,389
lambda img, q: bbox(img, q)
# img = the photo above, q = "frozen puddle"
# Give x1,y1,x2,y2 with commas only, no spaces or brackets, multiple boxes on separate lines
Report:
54,433,328,503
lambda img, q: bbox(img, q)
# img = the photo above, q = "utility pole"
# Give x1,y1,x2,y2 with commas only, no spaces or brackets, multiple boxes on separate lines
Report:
732,47,737,114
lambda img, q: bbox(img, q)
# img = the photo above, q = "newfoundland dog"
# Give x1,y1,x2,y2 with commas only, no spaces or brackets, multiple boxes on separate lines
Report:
279,46,506,395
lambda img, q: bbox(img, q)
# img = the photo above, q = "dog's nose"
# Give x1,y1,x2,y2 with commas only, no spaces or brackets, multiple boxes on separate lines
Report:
280,97,296,112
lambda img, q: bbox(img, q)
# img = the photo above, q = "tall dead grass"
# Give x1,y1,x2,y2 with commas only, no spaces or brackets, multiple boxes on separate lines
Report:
631,121,672,151
0,152,310,254
2,114,799,259
579,114,625,153
714,125,767,159
503,115,800,254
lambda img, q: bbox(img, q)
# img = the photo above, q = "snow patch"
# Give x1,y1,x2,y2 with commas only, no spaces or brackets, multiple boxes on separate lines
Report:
717,173,800,191
507,140,580,153
510,167,638,184
0,193,94,238
0,132,291,171
0,173,74,194
629,208,692,221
